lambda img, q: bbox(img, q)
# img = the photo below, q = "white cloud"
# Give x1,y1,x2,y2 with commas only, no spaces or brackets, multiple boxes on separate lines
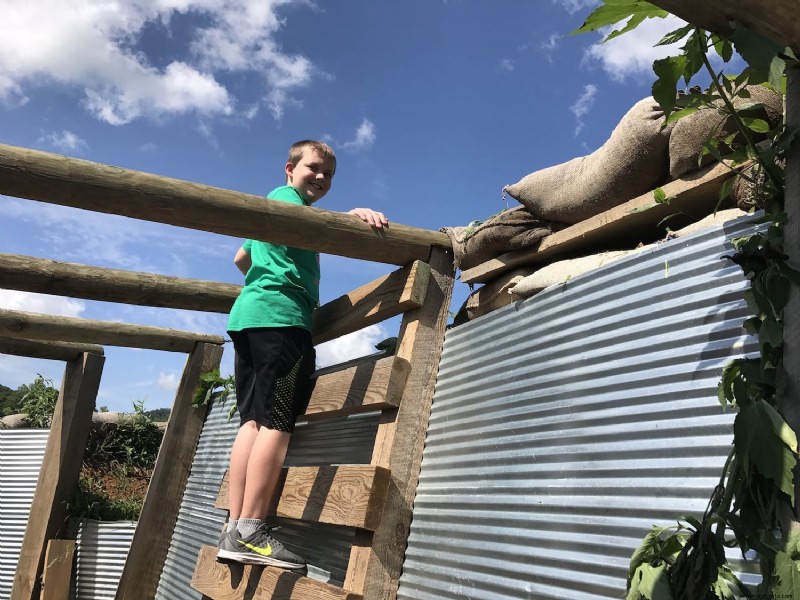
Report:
570,84,597,136
499,59,515,72
37,130,89,154
0,289,86,317
0,0,318,125
541,34,560,51
315,324,389,368
583,15,687,82
556,0,600,15
341,119,376,151
157,371,180,391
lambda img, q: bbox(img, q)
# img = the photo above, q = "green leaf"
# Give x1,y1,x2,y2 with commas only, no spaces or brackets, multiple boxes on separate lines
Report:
734,401,797,502
712,35,734,63
741,117,770,133
628,563,673,600
733,23,786,89
664,105,699,124
652,55,687,117
572,1,669,39
658,24,694,47
773,551,800,596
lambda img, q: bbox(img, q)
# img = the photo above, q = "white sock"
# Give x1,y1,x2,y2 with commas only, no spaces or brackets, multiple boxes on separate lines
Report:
237,518,263,538
226,519,238,533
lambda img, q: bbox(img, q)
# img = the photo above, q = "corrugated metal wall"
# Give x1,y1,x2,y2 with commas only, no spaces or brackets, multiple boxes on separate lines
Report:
0,428,49,599
397,214,764,600
154,399,381,598
73,520,136,600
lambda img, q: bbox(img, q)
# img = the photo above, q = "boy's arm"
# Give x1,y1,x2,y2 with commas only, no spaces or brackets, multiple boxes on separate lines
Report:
348,208,389,229
233,246,252,276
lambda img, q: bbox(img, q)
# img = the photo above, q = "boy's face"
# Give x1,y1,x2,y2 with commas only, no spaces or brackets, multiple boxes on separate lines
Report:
285,147,336,204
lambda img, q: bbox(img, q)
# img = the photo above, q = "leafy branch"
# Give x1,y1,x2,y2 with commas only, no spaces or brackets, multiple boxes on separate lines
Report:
575,2,800,598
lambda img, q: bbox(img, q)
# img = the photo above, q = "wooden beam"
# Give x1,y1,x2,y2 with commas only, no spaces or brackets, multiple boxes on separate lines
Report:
116,342,224,600
0,252,239,313
344,246,455,599
461,161,734,284
0,143,450,266
0,308,224,352
312,260,431,345
304,356,410,420
215,465,391,530
649,0,800,53
41,540,75,600
191,545,363,600
0,336,103,361
12,352,104,600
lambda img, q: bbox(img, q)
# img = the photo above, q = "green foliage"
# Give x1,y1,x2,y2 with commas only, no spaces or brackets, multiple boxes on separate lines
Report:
0,383,24,417
574,2,800,598
193,368,237,420
72,468,145,521
143,407,171,422
18,375,59,428
85,399,163,466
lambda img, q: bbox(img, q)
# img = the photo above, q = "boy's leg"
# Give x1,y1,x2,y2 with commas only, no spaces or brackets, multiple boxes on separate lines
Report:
227,420,260,521
239,426,292,519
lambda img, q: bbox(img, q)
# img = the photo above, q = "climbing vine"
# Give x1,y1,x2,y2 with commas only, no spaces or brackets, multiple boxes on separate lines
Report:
575,2,800,598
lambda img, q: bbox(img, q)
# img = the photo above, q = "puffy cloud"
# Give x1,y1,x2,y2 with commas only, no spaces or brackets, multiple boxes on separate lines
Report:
570,84,598,136
315,324,389,368
0,0,317,124
556,0,600,15
0,289,85,317
583,15,687,82
157,372,180,391
37,130,89,154
341,119,377,151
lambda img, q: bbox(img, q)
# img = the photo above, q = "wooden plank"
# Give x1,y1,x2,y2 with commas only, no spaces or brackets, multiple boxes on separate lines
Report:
191,545,363,600
115,342,224,600
344,246,455,599
41,540,75,600
0,336,103,361
0,308,224,352
460,162,735,284
215,466,390,531
304,356,410,420
649,0,800,53
0,143,451,266
312,261,431,345
11,352,104,600
0,252,239,313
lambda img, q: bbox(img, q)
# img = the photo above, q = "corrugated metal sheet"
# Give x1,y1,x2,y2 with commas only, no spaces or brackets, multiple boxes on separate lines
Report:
397,214,765,600
73,520,136,600
154,397,381,598
0,428,49,599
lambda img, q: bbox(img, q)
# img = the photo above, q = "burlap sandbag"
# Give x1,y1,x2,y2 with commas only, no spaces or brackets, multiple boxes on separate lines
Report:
442,206,559,271
669,85,783,179
503,97,673,225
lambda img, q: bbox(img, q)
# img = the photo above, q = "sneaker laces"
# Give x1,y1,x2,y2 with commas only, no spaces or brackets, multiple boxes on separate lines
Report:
251,524,286,553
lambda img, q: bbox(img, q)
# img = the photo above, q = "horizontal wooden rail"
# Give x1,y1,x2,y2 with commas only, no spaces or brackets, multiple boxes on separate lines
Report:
649,0,800,52
0,309,224,352
312,260,430,345
192,545,363,600
0,253,239,313
304,356,410,420
0,336,103,361
0,143,451,266
216,466,390,531
461,162,735,284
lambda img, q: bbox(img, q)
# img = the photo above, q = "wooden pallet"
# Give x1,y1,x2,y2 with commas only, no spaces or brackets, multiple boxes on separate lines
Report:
191,250,455,600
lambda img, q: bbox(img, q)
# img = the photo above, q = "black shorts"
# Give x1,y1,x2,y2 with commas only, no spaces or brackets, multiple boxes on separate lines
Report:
228,327,316,432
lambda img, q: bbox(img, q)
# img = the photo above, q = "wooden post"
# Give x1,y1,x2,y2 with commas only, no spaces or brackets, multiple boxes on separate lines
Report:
41,540,75,600
0,143,450,266
344,247,455,599
115,341,224,600
11,352,104,600
0,252,239,313
0,336,103,361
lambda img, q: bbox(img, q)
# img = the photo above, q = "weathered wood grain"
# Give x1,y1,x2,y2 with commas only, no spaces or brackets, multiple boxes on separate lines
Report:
0,336,103,361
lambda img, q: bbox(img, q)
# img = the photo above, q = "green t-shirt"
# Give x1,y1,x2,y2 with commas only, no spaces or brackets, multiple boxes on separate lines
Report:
226,186,320,332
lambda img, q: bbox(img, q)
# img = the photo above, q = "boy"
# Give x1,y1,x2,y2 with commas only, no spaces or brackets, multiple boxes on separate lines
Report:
216,140,388,568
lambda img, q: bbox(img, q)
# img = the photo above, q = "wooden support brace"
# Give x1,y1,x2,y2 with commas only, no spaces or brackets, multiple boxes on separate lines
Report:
0,308,224,352
0,336,103,361
11,352,104,600
41,540,75,600
312,260,431,345
115,341,224,600
192,545,363,600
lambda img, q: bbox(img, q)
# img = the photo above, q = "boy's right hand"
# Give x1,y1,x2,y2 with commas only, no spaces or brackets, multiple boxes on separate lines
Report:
348,208,389,229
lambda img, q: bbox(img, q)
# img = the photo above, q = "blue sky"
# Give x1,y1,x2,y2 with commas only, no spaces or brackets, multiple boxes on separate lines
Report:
0,0,689,412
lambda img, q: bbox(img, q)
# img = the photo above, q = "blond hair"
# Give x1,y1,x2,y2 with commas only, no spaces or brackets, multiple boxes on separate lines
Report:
288,140,337,168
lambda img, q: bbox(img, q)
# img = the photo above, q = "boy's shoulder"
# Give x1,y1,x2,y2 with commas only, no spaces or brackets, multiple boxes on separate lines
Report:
267,185,304,204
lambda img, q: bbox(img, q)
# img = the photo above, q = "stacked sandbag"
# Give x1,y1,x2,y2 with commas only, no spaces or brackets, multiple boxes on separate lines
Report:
669,85,783,179
442,206,559,271
503,97,674,224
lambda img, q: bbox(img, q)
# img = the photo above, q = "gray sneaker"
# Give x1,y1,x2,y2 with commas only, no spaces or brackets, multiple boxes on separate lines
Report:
217,523,306,569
